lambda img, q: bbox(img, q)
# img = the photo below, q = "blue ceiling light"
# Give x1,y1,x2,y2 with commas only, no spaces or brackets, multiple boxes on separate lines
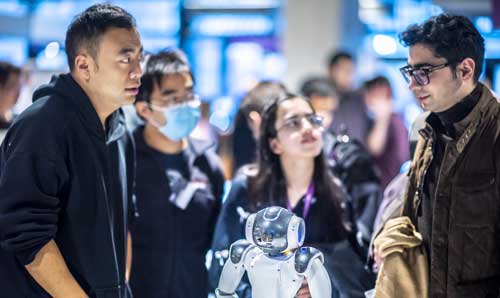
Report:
372,34,397,56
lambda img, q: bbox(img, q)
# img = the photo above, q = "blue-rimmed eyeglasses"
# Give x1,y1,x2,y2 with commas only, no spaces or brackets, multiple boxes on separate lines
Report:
399,62,451,85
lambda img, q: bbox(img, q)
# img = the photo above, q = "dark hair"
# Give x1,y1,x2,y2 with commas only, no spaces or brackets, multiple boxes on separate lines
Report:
135,48,192,104
362,75,393,97
65,3,136,71
0,61,21,88
399,13,485,82
300,77,338,99
328,51,353,68
248,93,347,241
239,81,288,120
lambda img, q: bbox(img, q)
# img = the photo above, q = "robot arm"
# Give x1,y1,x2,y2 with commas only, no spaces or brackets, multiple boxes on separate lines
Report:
215,239,254,298
295,247,332,298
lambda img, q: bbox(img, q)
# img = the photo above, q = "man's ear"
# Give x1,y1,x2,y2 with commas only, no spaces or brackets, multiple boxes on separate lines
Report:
135,102,154,122
459,58,475,81
74,53,92,82
269,137,283,155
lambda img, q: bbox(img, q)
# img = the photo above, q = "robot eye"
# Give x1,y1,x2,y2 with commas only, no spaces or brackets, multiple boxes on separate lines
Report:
262,233,273,242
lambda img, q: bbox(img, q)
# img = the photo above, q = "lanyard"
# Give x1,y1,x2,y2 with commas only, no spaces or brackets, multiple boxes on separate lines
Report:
287,183,314,219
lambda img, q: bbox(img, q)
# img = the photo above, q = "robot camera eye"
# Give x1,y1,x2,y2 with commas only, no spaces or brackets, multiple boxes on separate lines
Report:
262,233,273,242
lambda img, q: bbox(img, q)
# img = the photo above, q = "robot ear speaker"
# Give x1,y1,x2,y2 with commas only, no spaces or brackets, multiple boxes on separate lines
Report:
287,216,306,250
245,213,257,245
297,220,305,245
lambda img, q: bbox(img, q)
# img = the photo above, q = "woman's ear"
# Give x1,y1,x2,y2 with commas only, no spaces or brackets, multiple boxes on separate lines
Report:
269,137,283,155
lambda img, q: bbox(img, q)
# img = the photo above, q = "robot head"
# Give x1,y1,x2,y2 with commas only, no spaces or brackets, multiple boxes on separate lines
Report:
245,206,305,255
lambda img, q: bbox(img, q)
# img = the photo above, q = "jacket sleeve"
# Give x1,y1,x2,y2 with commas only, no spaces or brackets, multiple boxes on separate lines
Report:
0,151,68,265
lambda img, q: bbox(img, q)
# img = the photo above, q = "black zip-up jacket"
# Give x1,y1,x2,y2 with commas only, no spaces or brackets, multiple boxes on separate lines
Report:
129,126,223,298
0,74,136,298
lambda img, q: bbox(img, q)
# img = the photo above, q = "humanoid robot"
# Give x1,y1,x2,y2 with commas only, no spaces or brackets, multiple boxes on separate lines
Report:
215,206,332,298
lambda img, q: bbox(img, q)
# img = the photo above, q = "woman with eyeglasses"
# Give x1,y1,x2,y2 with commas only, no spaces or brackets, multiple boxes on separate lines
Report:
210,94,374,298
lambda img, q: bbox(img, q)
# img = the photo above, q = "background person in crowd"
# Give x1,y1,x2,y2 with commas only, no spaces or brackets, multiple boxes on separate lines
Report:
231,81,288,172
0,61,22,141
300,77,338,130
327,51,371,144
210,94,375,298
362,75,409,188
375,14,500,297
301,77,382,253
130,49,225,298
0,4,141,298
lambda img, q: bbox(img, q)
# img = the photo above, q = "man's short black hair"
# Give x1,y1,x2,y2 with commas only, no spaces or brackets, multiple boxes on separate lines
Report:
399,13,485,82
135,49,193,104
300,77,338,99
65,3,136,71
328,51,353,68
0,61,21,88
362,75,393,97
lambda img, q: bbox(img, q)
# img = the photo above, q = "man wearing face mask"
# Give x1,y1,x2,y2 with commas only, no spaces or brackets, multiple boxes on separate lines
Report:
129,49,225,298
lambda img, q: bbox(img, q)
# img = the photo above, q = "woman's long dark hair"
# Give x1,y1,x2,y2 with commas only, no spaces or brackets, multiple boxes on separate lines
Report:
248,93,347,241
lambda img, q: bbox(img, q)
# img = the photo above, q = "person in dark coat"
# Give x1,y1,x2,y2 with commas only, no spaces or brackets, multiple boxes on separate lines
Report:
129,49,225,298
210,94,375,298
362,75,409,189
0,4,142,298
375,14,500,297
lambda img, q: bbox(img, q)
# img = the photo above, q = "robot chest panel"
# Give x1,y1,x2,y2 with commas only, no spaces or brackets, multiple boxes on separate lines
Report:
245,255,303,298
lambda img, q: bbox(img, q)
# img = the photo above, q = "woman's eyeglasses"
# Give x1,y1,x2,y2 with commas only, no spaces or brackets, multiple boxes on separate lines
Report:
277,114,324,133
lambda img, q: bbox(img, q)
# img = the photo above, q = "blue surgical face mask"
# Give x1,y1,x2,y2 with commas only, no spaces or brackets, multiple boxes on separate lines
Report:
152,98,201,141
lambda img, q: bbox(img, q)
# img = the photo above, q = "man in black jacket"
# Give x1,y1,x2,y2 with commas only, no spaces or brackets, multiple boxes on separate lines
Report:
0,4,142,298
130,49,224,298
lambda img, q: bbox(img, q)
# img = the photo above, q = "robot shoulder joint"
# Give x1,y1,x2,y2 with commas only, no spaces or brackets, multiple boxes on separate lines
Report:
229,239,254,264
294,247,324,274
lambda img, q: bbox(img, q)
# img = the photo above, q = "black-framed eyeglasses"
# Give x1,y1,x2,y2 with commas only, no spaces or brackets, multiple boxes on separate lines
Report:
276,113,324,133
399,62,451,86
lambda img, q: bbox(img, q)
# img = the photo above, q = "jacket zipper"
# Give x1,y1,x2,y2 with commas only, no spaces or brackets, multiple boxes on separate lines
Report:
101,140,122,295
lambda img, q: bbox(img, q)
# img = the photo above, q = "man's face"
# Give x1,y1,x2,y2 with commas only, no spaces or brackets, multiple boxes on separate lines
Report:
329,58,355,93
406,43,462,112
89,27,143,108
148,72,194,126
310,95,338,128
0,72,21,111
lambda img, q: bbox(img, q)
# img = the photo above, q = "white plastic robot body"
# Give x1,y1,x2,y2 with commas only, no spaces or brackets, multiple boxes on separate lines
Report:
244,246,303,298
215,206,332,298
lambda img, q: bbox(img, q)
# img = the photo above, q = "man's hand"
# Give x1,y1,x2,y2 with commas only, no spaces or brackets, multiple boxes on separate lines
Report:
295,279,311,298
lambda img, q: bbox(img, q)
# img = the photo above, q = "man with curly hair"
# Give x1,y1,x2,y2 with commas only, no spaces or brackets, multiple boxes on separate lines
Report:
374,14,500,297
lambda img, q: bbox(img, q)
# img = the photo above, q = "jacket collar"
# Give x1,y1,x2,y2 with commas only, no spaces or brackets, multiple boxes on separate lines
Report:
420,83,494,152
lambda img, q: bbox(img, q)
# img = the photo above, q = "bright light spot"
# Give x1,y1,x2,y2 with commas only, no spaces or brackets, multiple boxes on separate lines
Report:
475,16,493,33
44,41,60,59
372,34,397,56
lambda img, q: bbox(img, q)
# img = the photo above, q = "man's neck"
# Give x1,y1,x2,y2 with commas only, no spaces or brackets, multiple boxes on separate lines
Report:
71,73,116,128
143,124,186,154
